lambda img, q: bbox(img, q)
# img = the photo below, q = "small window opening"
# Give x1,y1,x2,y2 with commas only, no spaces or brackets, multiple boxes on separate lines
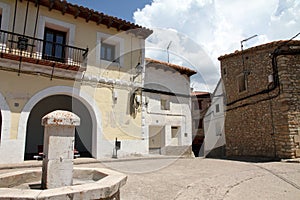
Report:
161,98,170,110
171,127,178,138
101,43,118,62
216,104,220,113
238,73,247,92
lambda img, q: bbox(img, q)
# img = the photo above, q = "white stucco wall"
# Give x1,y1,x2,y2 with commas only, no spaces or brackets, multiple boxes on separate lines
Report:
203,79,226,156
143,66,192,154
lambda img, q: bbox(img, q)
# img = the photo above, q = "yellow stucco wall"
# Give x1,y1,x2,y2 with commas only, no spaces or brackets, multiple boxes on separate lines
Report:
0,70,142,141
4,0,143,82
0,0,143,141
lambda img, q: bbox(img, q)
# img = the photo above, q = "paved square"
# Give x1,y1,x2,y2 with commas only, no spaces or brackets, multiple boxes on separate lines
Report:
1,158,299,200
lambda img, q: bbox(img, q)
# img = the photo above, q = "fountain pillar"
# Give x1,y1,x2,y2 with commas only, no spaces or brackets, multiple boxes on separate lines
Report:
41,110,80,189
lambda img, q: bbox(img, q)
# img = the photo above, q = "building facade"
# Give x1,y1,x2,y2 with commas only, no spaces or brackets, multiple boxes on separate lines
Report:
191,91,210,157
0,0,152,164
143,58,196,156
219,40,300,159
203,79,226,157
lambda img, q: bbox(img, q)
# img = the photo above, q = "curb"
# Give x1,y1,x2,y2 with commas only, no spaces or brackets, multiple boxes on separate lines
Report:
0,155,192,170
281,158,300,163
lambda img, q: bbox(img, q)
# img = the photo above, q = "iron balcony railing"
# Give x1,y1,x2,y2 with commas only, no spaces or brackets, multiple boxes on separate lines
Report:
0,29,88,70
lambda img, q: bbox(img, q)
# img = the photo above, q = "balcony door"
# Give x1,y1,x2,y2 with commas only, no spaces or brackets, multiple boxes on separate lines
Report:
43,28,66,62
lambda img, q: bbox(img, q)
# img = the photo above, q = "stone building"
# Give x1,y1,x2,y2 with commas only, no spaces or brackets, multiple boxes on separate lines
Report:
0,0,152,164
143,58,196,156
219,40,300,159
191,91,210,157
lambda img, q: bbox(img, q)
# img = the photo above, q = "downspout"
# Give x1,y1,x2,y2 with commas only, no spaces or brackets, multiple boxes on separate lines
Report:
268,34,300,158
226,34,300,110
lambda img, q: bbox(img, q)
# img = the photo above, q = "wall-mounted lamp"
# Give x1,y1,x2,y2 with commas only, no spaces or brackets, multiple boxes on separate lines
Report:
133,62,143,81
135,95,141,105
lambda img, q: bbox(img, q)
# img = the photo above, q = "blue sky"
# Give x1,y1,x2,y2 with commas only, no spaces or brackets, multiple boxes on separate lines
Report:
67,0,300,92
67,0,153,22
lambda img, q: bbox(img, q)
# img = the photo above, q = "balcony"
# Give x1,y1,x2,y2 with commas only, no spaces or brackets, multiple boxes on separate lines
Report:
0,30,88,72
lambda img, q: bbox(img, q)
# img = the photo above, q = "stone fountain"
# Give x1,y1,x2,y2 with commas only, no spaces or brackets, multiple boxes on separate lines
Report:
0,110,126,200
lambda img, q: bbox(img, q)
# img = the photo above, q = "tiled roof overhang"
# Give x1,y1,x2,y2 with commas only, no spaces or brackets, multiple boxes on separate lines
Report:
28,0,153,39
145,58,197,77
218,40,300,60
191,91,210,97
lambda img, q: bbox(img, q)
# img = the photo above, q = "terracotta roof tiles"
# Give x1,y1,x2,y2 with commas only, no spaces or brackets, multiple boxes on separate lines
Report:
28,0,153,39
218,40,300,60
145,58,197,77
191,91,210,96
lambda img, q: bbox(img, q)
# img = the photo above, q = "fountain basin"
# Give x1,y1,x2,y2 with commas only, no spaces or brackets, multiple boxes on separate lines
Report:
0,167,127,200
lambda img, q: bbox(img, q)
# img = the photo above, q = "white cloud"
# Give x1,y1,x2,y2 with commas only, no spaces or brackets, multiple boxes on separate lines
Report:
134,0,300,91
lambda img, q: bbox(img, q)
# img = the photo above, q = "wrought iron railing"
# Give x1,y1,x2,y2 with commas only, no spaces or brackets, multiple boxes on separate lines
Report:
0,29,88,69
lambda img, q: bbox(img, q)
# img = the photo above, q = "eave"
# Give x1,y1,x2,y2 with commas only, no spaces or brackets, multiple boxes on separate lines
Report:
27,0,153,39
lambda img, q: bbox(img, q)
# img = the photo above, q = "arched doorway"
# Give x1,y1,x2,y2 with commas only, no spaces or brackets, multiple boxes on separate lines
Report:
24,95,93,160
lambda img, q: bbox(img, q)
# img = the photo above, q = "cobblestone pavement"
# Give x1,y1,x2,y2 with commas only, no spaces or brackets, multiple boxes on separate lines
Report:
1,157,299,200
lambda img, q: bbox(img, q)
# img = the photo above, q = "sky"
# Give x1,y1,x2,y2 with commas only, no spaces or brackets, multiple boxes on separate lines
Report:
68,0,300,92
67,0,152,22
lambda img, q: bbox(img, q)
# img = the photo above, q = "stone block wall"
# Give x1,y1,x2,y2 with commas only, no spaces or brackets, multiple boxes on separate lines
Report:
224,101,276,157
219,41,300,159
277,53,300,158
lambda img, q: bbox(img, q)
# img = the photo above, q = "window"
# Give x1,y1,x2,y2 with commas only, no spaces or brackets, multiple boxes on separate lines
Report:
216,104,220,113
37,17,75,64
101,43,116,62
97,32,124,66
161,98,170,110
223,67,227,76
171,127,178,138
37,16,75,47
237,73,247,92
43,28,66,62
0,2,10,31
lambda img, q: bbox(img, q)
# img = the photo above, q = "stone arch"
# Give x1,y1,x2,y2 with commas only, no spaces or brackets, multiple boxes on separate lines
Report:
24,95,93,159
18,86,102,160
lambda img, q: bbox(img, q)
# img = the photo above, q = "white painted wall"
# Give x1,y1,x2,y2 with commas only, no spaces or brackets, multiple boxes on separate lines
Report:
143,65,192,154
203,79,226,156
